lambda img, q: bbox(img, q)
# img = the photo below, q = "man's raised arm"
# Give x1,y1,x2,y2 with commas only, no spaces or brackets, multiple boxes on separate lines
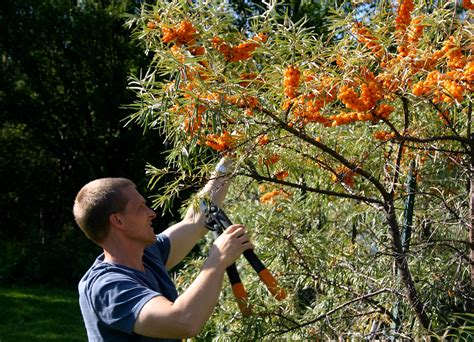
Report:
134,223,253,339
163,157,234,270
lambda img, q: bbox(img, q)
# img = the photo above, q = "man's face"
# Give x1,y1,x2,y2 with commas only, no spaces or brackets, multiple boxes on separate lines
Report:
119,185,157,246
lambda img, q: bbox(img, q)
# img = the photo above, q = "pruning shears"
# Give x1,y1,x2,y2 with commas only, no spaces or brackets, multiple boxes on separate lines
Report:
204,202,286,316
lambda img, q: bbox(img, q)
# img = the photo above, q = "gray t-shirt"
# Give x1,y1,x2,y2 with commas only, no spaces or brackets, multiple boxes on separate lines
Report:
78,234,179,341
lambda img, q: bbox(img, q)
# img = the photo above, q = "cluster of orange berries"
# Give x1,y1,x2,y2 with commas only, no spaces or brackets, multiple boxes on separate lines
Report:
442,36,467,69
259,188,290,205
328,69,395,126
412,71,438,95
374,130,396,141
412,67,469,104
287,94,331,126
211,33,266,62
331,166,357,188
464,61,474,87
283,70,341,127
161,20,198,46
395,0,415,31
283,65,301,99
352,23,384,59
337,81,383,112
204,131,237,151
397,16,425,57
274,170,289,181
260,154,281,166
410,35,473,103
329,103,395,127
280,66,396,127
283,73,339,126
407,16,425,45
463,0,474,10
440,79,465,103
373,104,396,119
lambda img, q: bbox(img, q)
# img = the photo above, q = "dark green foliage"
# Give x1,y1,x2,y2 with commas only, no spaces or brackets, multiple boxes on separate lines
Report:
230,0,333,35
0,0,176,286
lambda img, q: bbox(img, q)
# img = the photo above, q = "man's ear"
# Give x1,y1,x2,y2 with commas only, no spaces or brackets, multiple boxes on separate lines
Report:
109,213,126,231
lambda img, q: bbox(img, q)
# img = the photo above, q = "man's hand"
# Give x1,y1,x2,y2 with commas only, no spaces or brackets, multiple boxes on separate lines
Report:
208,224,254,269
213,156,235,177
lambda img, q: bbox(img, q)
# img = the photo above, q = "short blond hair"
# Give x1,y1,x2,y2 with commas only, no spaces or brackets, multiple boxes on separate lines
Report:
73,178,135,244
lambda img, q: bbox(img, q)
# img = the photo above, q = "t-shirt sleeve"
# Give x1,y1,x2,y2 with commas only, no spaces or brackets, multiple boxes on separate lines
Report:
153,233,171,264
91,273,160,334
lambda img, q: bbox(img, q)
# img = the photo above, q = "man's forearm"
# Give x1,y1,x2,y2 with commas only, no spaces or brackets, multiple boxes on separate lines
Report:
133,261,226,339
171,257,226,336
164,159,234,269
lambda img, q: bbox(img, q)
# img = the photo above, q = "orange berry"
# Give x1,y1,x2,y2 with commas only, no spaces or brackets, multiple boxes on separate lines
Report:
253,33,268,43
275,170,289,180
257,134,270,146
263,154,280,166
147,21,157,29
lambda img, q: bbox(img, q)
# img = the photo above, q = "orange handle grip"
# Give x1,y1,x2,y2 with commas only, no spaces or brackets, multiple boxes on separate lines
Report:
257,268,286,300
231,283,252,316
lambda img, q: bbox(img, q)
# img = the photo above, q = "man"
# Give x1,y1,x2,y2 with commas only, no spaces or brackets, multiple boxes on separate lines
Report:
73,158,252,341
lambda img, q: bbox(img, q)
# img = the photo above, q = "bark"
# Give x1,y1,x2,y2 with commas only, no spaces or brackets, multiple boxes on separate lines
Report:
470,133,474,292
385,200,431,331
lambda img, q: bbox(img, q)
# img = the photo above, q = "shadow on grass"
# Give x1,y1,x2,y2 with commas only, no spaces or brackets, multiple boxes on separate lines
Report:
0,286,86,341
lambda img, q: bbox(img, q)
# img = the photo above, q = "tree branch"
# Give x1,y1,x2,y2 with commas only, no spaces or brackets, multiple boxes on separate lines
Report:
240,170,384,205
260,107,391,201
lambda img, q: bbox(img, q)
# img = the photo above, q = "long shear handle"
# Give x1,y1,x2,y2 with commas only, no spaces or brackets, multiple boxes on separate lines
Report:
226,263,252,316
243,249,286,300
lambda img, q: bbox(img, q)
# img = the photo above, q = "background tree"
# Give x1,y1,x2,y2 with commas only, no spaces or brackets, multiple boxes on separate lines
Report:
0,0,172,286
129,0,473,339
230,0,338,33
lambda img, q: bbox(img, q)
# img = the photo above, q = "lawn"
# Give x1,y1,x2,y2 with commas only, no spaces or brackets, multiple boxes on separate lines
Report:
0,285,87,341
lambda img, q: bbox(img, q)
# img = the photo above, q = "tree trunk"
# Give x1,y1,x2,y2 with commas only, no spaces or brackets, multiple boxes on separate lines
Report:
470,134,474,293
385,200,431,330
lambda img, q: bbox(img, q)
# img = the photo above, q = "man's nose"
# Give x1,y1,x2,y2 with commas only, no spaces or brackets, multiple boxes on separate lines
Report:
148,207,157,219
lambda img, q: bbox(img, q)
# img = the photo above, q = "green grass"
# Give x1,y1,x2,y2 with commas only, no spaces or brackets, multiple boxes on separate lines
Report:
0,285,87,341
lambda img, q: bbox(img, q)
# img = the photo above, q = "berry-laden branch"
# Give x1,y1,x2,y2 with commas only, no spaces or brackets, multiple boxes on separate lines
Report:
240,168,384,205
260,106,391,201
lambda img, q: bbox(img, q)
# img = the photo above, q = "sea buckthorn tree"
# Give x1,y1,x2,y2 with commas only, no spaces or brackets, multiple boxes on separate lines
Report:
127,0,473,338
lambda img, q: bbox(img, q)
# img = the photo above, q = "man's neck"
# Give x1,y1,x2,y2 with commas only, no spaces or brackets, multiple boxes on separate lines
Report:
102,241,146,272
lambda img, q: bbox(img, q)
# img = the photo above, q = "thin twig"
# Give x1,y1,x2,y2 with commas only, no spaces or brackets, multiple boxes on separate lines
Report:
269,288,394,335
